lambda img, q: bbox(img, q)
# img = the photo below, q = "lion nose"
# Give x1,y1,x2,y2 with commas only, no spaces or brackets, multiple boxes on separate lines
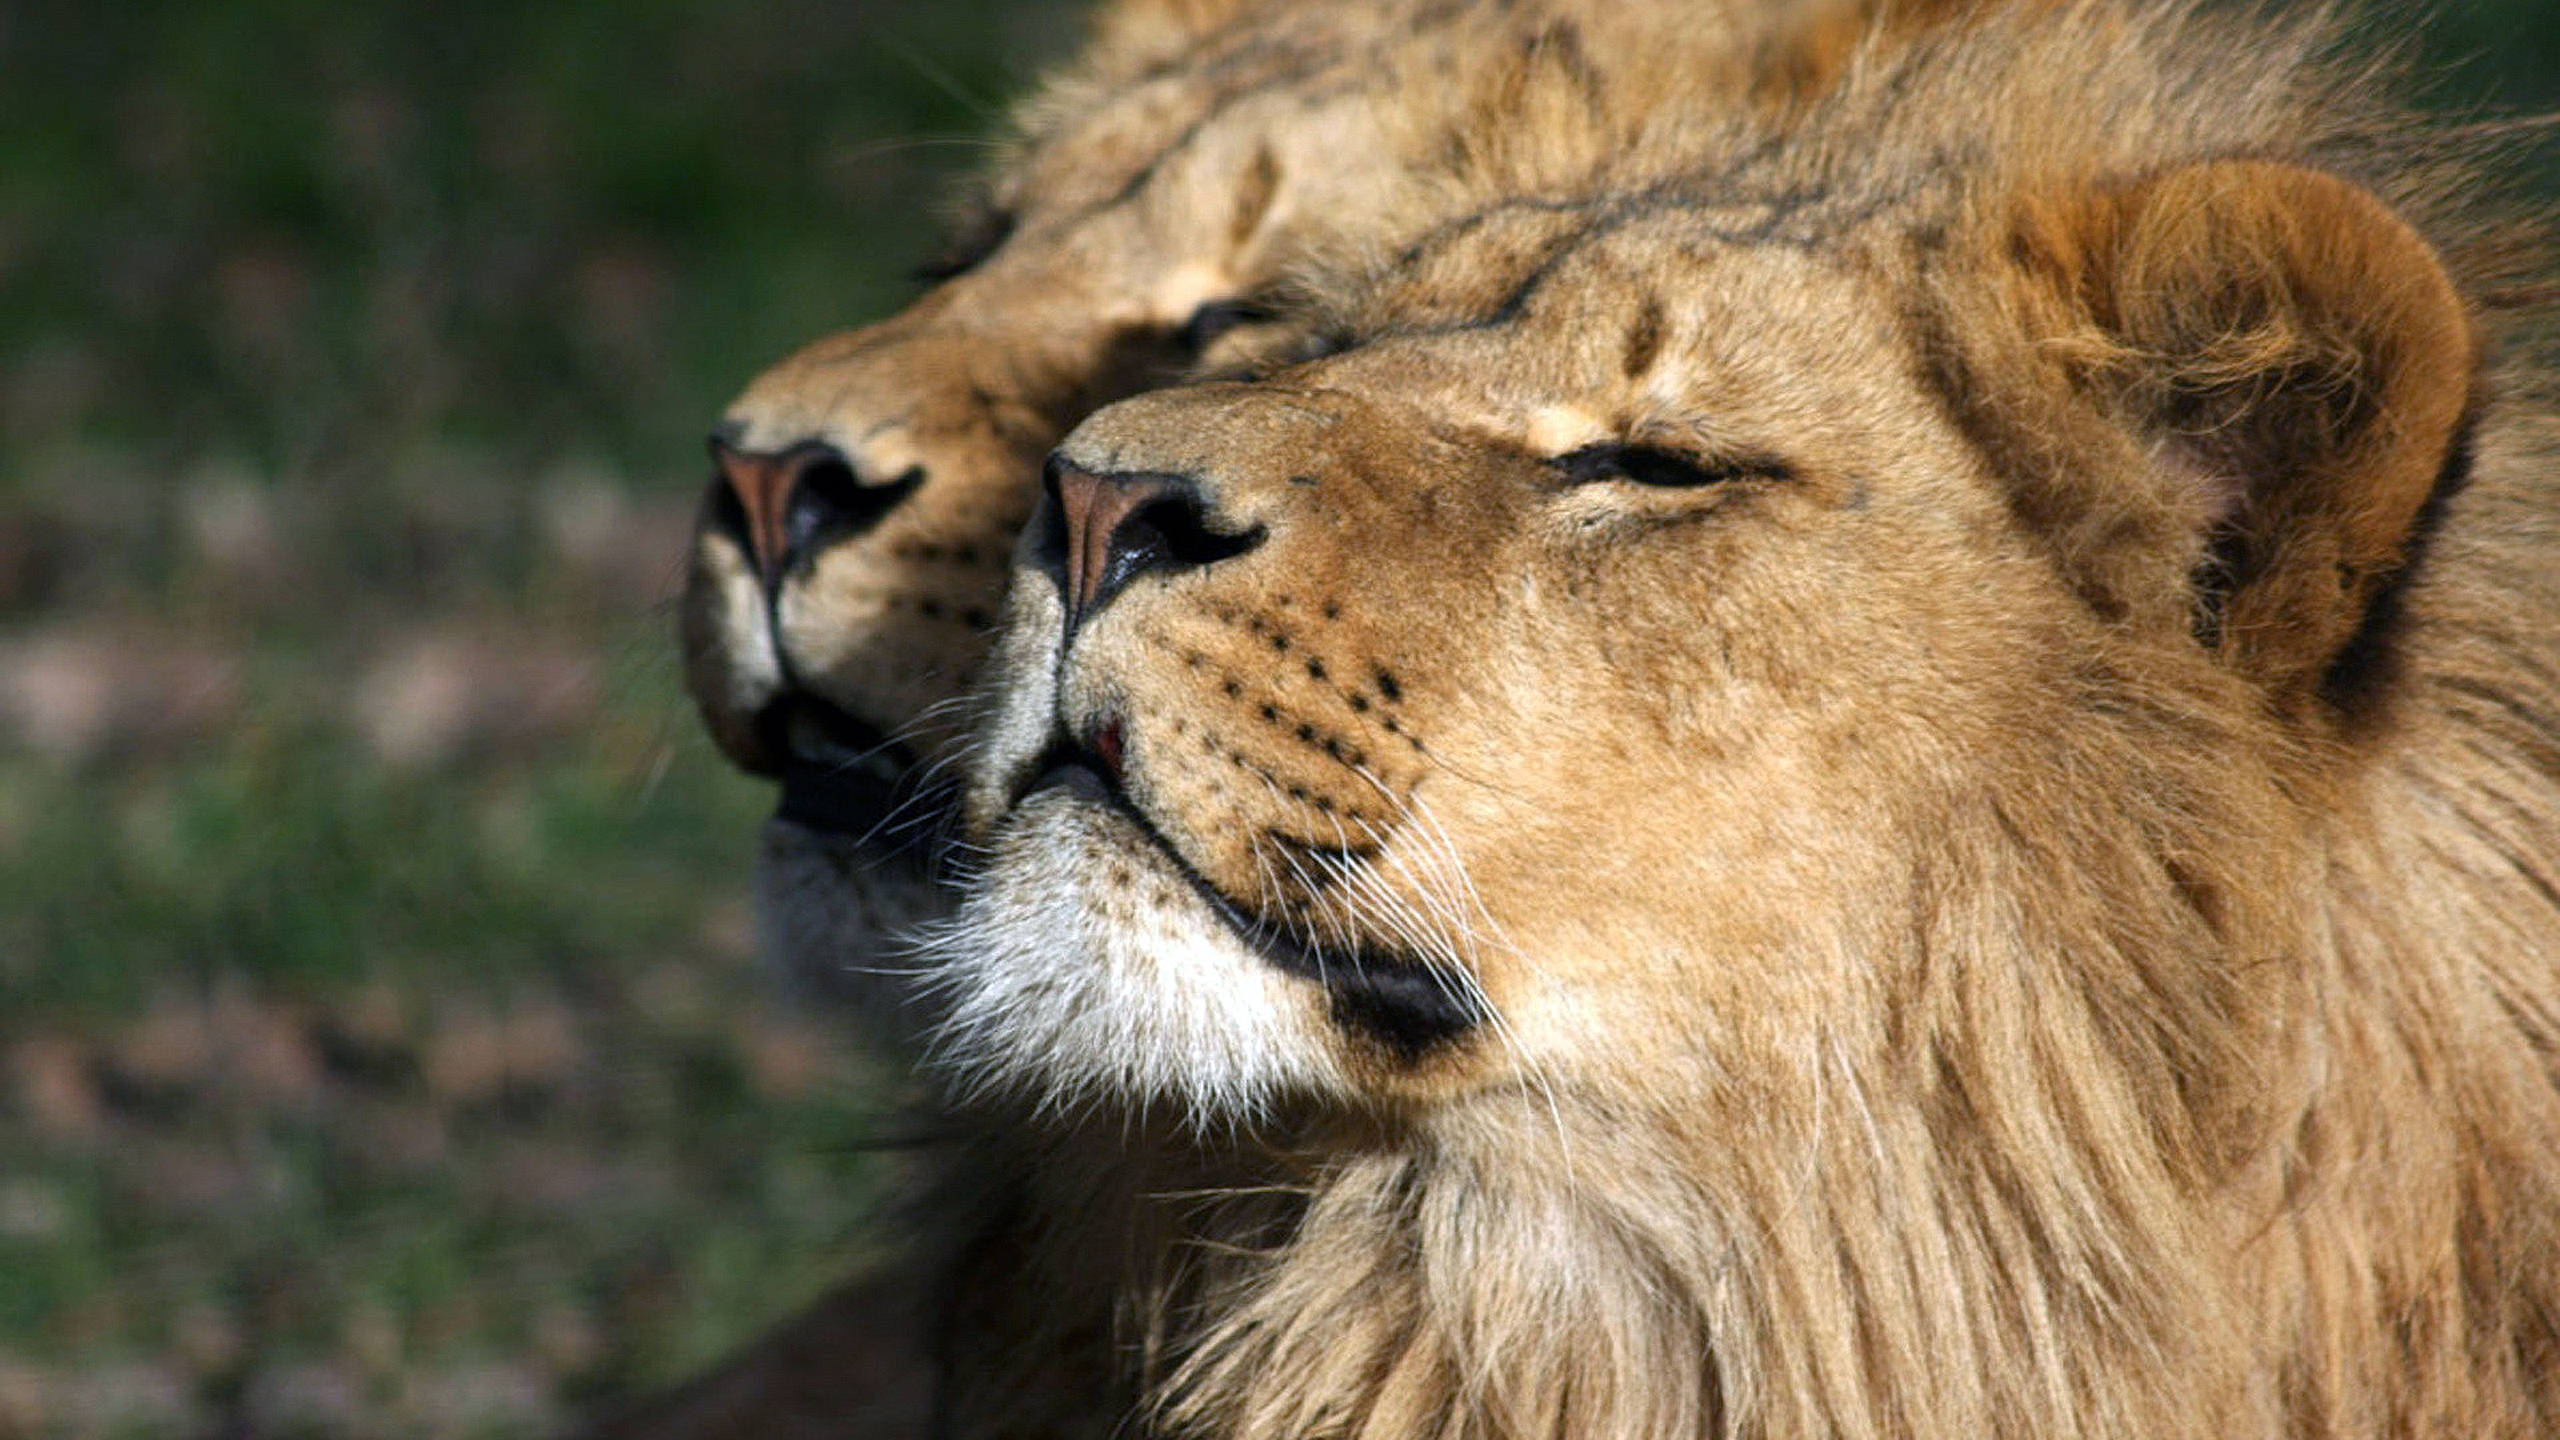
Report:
1037,456,1265,632
708,436,924,592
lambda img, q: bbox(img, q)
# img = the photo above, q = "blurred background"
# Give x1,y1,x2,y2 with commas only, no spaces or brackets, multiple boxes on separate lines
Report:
0,0,2552,1435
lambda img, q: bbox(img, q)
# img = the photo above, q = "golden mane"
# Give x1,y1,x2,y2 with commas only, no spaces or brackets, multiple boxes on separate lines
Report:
922,4,2560,1437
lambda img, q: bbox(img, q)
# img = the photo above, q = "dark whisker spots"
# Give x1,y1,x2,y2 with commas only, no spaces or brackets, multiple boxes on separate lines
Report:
1264,829,1381,870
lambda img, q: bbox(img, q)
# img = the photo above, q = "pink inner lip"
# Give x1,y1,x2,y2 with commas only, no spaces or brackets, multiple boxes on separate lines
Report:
1087,716,1127,788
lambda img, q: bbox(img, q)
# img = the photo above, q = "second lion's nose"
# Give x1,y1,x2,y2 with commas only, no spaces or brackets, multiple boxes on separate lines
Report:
1039,457,1264,632
709,436,924,593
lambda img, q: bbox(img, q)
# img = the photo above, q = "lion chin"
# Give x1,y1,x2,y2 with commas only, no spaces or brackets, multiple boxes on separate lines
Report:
925,787,1339,1115
633,0,2560,1437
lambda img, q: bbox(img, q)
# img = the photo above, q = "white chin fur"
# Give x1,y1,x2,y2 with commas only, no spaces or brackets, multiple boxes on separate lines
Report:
919,795,1341,1122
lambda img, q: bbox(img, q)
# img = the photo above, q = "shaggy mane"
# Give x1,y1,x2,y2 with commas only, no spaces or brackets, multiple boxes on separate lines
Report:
911,6,2560,1438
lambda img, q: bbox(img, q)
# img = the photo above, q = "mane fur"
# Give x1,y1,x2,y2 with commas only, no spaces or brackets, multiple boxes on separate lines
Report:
978,0,1884,262
913,4,2560,1436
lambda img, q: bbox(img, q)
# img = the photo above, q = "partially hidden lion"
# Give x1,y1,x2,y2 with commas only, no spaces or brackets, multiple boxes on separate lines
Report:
897,0,2560,1436
632,3,1890,1435
675,0,1972,1025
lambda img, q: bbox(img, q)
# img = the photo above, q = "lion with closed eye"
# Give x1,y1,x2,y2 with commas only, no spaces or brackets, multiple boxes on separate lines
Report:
634,1,1929,1434
676,0,1987,1029
906,1,2560,1436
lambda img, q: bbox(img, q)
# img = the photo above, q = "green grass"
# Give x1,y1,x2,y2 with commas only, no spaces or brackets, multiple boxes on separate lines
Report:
0,0,1079,1427
0,658,918,1434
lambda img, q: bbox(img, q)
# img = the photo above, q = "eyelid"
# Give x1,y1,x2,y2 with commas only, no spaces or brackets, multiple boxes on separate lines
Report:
1178,297,1278,352
1551,442,1794,488
913,207,1018,285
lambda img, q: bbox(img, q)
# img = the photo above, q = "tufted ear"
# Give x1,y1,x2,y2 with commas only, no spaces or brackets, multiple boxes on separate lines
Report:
2013,160,2479,720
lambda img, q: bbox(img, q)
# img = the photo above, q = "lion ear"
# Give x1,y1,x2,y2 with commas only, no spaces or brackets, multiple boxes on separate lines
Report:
2015,160,2478,719
1089,0,1258,51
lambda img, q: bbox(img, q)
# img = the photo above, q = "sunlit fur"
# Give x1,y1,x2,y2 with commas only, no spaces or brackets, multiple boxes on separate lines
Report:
676,0,1983,1020
680,0,1909,779
905,2,2560,1436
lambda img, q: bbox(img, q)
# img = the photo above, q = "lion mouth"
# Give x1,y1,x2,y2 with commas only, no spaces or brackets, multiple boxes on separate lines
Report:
1015,729,1124,808
766,694,938,849
1006,730,1483,1060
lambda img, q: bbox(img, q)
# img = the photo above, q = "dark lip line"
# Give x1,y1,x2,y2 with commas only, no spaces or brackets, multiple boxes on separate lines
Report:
755,679,914,772
767,694,944,853
1011,747,1472,1000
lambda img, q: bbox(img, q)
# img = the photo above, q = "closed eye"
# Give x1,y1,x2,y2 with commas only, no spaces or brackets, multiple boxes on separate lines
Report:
1178,297,1278,353
913,205,1017,285
1552,442,1793,488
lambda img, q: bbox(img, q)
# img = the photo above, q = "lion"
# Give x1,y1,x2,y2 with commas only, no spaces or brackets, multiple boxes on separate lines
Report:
675,0,1979,1026
627,3,1914,1433
891,0,2560,1435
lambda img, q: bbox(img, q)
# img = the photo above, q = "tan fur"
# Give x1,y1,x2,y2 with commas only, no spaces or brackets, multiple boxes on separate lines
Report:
903,2,2560,1436
678,0,1734,777
674,0,1891,1035
678,0,1965,783
631,3,1905,1433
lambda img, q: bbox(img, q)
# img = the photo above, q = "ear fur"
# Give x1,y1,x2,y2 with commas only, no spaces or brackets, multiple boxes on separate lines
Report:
1087,0,1266,59
2014,160,2479,721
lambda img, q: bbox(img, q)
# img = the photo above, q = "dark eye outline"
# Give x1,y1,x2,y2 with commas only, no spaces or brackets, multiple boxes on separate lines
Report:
913,206,1018,286
1551,442,1793,489
1177,297,1278,353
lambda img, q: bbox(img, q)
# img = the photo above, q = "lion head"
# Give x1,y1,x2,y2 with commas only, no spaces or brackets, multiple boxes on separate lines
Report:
684,0,1698,1010
938,35,2484,1120
671,0,1894,1018
922,4,2560,1434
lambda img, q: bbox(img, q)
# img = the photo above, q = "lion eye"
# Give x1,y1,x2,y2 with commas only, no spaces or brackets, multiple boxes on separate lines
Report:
1553,442,1792,489
914,206,1017,285
1178,298,1277,353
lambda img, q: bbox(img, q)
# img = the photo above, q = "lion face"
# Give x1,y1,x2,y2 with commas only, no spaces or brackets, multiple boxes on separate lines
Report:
675,0,2036,817
942,213,2053,1110
681,52,1373,784
939,157,2475,1123
675,0,1811,1012
674,2,1473,1014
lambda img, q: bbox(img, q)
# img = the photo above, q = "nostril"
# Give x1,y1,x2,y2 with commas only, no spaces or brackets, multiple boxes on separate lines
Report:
785,453,927,556
784,453,860,558
707,435,926,592
1124,492,1259,573
1044,458,1265,631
